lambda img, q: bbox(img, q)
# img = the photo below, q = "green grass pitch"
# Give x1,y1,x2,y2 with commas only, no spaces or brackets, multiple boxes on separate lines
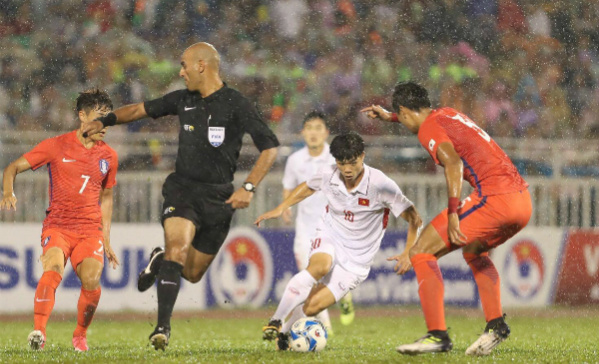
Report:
1,306,597,364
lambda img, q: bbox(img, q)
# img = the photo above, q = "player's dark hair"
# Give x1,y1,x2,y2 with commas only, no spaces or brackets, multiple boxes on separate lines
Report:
76,88,113,113
392,81,431,112
330,132,365,162
303,110,329,128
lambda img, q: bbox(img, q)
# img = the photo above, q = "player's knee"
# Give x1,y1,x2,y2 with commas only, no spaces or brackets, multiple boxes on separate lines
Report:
41,248,65,275
77,259,103,289
462,241,488,257
306,261,331,280
182,269,203,283
80,275,101,290
165,245,189,265
45,263,64,276
79,268,102,289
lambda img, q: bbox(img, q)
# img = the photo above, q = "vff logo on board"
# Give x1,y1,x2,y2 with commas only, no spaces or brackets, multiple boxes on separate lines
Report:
504,239,545,300
209,227,273,308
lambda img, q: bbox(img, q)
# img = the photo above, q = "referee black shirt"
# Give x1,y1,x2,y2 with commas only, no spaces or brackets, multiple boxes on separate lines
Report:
144,84,279,184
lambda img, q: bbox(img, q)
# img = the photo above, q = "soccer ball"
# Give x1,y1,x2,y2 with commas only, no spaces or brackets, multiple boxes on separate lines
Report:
289,317,328,352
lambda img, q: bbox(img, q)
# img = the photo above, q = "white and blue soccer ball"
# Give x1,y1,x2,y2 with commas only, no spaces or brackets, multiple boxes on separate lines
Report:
289,317,328,352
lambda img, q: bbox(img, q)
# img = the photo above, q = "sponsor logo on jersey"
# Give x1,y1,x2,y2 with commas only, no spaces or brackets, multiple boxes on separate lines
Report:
209,227,273,308
184,124,195,132
42,236,51,247
163,206,175,215
99,159,109,175
504,239,545,300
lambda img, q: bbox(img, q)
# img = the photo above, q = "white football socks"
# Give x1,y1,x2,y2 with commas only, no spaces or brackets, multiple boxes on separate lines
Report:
272,270,316,322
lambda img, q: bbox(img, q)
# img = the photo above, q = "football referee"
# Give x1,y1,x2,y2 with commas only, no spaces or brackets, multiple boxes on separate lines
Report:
82,42,279,350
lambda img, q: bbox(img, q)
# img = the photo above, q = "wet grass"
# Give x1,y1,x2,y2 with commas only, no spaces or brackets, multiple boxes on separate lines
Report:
1,307,597,363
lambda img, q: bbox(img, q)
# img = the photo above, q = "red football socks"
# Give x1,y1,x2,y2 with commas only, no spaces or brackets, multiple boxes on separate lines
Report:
73,287,101,338
33,271,63,333
464,252,502,322
411,253,447,331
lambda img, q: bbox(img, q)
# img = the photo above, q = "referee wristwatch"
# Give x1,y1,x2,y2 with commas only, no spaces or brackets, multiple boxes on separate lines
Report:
242,182,256,193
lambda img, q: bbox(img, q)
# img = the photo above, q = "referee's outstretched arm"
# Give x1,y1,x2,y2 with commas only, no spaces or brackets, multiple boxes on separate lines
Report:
81,103,147,137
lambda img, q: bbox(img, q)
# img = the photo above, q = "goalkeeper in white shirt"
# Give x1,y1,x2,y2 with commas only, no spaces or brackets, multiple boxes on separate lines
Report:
257,132,423,351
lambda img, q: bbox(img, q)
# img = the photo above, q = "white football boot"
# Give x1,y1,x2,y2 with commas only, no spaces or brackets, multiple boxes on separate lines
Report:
466,315,510,356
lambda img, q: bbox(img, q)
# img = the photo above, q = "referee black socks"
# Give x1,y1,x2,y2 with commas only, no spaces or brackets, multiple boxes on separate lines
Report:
156,260,184,329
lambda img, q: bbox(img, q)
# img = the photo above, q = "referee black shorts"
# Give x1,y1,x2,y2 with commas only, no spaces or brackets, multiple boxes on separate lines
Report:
160,173,235,255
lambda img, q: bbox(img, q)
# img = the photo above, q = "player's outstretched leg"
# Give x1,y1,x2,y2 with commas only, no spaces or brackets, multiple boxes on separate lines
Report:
262,270,317,341
31,247,64,350
397,253,452,355
72,287,101,352
138,247,165,292
338,291,355,326
73,258,103,352
150,260,183,350
397,225,453,355
466,314,510,356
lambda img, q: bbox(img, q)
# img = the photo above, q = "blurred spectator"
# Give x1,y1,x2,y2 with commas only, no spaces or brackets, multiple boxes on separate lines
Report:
483,82,517,134
524,2,551,38
270,0,309,39
497,0,527,34
0,0,597,149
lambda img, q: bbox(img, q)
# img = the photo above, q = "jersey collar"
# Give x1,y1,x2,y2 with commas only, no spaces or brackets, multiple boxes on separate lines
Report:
202,82,227,103
329,164,370,196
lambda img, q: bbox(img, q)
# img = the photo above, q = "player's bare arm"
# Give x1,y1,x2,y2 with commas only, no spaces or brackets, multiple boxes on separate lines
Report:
387,206,423,275
437,142,467,245
82,102,148,137
254,182,315,227
226,147,278,209
281,189,293,224
360,105,392,122
1,157,32,211
100,187,119,269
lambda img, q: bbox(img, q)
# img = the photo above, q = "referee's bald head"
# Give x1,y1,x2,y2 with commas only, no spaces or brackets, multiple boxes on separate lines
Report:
184,42,220,70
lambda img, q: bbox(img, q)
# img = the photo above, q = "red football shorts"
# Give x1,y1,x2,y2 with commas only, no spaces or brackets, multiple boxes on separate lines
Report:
431,189,532,251
41,228,105,270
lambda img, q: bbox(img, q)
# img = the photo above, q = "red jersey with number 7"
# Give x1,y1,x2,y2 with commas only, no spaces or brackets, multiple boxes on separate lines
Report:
23,131,118,233
417,107,527,196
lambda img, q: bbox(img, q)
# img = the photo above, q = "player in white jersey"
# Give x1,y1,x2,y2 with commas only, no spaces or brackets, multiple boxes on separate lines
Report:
282,112,334,271
257,132,423,351
282,112,336,331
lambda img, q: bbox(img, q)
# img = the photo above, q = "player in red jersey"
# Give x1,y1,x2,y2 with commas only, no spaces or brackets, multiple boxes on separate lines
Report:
362,82,531,356
0,89,120,352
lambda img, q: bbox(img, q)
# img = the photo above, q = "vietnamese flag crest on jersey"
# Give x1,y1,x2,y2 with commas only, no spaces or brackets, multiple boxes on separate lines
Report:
358,198,369,206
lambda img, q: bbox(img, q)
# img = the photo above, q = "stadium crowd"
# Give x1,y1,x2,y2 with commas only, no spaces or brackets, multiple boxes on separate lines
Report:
0,0,598,140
